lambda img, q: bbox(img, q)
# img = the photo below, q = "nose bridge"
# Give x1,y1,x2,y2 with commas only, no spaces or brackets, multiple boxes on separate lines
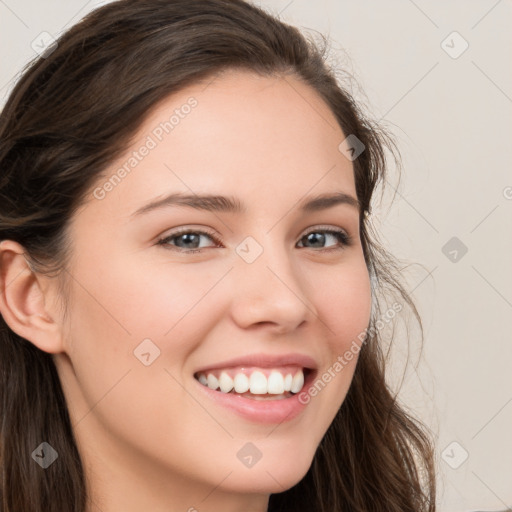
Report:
229,233,315,331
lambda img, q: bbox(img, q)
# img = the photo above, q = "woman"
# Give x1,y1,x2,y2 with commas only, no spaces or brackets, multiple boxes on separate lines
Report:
0,0,436,510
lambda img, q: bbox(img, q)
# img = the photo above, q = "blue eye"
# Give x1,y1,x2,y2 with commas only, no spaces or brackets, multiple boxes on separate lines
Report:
297,229,352,250
156,227,352,254
157,229,220,253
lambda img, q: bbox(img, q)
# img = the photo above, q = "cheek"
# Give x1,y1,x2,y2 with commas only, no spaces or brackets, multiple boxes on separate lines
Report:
117,260,231,353
297,258,371,416
314,258,372,350
60,261,235,475
67,253,228,350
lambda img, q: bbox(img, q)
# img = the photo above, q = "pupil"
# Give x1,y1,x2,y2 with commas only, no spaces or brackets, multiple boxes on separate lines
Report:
181,233,199,248
307,233,325,247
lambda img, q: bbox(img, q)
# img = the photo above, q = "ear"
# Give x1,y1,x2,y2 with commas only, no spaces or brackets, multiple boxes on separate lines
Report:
0,239,64,354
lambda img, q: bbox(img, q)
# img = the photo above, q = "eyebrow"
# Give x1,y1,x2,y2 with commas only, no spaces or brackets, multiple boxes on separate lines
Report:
130,191,360,217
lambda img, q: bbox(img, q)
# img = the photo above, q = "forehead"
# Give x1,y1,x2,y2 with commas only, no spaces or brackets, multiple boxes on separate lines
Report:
81,69,356,222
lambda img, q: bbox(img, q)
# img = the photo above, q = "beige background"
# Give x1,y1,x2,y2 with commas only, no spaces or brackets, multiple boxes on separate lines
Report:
1,1,511,510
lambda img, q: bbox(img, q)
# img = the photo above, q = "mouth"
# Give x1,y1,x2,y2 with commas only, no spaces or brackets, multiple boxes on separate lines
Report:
193,366,315,401
191,353,318,423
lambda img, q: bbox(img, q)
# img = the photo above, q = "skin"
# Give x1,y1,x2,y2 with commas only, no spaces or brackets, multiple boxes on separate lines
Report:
0,69,371,512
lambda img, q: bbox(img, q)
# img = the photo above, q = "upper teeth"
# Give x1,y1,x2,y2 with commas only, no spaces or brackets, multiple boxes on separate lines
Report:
196,369,305,395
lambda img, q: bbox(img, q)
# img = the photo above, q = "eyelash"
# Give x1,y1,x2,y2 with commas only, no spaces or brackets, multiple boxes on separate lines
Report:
156,226,353,254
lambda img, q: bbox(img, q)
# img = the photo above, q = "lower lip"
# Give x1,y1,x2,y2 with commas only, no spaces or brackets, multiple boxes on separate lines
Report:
193,371,316,424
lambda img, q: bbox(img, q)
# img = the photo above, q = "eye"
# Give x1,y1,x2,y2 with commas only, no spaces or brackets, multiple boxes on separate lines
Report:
296,227,352,251
156,228,222,253
156,226,353,254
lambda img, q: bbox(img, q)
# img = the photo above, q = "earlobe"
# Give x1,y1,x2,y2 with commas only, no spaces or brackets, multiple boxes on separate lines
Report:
0,240,64,354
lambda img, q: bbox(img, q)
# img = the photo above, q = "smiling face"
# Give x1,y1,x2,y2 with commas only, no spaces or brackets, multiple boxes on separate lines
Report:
52,69,372,510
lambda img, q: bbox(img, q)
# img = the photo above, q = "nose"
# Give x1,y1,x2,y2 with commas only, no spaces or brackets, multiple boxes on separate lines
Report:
228,241,317,334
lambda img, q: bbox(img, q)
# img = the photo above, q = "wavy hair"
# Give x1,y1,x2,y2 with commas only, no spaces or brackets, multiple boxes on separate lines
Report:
0,0,436,510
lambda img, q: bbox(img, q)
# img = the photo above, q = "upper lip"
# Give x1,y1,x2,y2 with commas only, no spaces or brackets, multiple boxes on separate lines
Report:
194,352,318,375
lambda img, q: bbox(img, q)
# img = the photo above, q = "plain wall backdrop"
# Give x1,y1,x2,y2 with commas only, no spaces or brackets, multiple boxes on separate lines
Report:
1,1,511,510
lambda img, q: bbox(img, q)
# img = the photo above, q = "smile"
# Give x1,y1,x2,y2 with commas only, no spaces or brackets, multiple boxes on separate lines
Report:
194,366,308,399
192,352,318,423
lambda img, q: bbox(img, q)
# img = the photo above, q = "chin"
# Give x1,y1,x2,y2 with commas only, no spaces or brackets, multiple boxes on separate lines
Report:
221,451,314,495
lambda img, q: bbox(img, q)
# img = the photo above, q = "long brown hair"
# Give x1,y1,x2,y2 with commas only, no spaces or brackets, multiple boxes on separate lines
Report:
0,0,436,510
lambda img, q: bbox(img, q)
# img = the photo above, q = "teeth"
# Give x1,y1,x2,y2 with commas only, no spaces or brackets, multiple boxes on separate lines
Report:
249,371,267,394
206,374,219,391
267,371,285,394
197,368,305,396
291,371,304,393
283,374,292,392
233,373,250,393
218,372,234,393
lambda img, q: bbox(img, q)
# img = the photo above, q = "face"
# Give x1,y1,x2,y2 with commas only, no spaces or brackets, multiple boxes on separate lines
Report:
52,69,372,510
